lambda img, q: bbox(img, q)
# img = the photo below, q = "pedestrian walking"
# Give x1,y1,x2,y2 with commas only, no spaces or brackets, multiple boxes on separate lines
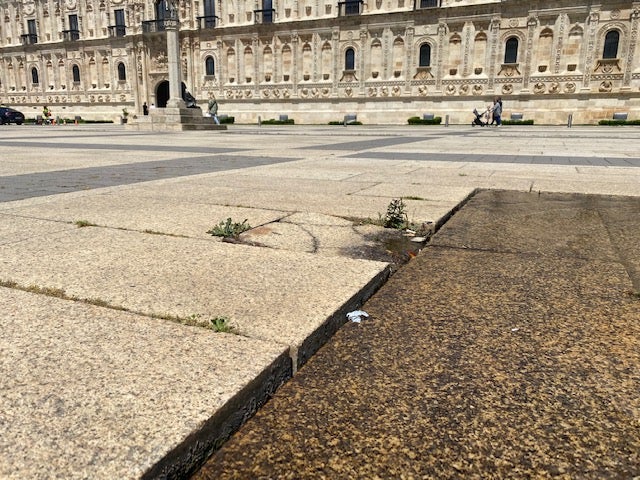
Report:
208,95,220,125
492,97,503,127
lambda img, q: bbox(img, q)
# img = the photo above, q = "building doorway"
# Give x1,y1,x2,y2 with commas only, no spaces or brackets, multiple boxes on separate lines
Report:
156,81,170,107
155,80,192,107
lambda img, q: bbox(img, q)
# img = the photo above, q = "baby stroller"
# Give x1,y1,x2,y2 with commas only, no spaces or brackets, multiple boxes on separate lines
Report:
472,108,488,127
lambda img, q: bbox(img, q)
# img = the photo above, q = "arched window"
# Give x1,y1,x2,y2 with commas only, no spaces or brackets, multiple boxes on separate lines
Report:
504,37,519,64
345,47,355,70
117,62,126,81
72,65,81,82
419,43,431,67
205,56,215,76
603,30,620,59
31,67,39,84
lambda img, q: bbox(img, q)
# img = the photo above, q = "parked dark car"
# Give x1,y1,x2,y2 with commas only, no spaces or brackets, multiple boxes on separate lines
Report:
0,107,25,125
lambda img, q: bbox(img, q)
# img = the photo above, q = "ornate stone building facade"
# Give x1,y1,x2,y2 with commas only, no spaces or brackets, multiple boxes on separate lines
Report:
1,0,638,124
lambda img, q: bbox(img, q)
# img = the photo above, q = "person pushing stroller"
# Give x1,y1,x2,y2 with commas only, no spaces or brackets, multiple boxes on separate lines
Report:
472,107,490,126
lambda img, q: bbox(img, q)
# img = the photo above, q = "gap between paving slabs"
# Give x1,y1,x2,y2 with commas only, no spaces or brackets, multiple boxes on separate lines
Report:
1,192,477,479
3,190,479,368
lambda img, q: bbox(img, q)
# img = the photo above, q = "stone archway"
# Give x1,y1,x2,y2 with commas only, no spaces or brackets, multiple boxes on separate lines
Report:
156,80,170,107
155,80,192,107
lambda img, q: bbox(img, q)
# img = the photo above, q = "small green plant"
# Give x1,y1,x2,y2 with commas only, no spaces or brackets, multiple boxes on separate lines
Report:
407,116,442,125
74,220,97,227
502,119,534,125
598,119,640,126
164,313,236,332
261,118,295,125
122,108,129,117
384,198,408,229
210,316,234,333
207,218,251,238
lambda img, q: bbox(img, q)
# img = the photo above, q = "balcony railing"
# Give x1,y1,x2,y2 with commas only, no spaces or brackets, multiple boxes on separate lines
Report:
338,1,363,16
197,15,219,29
108,25,127,37
20,33,38,45
62,29,80,41
414,0,440,8
253,9,275,24
142,19,167,33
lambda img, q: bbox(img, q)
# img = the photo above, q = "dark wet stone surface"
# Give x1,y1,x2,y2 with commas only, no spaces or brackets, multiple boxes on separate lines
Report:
193,190,640,479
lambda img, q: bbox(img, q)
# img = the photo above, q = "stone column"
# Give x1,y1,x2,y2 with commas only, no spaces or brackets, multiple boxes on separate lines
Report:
623,5,640,89
359,28,367,96
435,22,447,94
253,34,260,94
292,32,299,94
487,16,501,94
404,25,414,94
582,10,599,91
521,15,538,94
332,28,339,96
165,1,185,108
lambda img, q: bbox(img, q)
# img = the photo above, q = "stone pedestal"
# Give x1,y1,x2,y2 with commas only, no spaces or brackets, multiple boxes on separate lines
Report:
126,107,227,131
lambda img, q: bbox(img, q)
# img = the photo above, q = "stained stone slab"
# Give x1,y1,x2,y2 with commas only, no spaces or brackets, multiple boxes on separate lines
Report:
0,287,290,480
193,194,640,480
0,219,389,361
532,178,640,196
431,190,623,260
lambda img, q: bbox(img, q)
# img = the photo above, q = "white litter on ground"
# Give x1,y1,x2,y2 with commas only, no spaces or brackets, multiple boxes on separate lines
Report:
347,310,369,323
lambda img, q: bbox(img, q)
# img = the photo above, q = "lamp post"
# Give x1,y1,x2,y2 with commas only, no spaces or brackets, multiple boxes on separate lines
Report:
165,0,185,108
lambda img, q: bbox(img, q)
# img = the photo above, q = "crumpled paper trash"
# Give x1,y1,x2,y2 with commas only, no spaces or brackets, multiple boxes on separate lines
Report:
347,310,369,323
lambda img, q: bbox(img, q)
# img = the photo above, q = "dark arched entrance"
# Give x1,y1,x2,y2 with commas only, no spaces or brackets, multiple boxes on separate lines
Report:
155,80,191,107
156,80,170,107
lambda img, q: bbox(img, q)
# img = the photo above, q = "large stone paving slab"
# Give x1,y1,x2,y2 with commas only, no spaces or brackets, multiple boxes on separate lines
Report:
0,287,290,480
0,214,76,245
0,146,202,176
129,177,440,223
1,191,290,239
0,219,389,362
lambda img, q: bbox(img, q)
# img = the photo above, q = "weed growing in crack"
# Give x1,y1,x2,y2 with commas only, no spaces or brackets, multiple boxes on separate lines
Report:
210,316,234,333
74,220,97,228
180,313,237,333
384,198,408,229
207,218,251,238
142,229,188,238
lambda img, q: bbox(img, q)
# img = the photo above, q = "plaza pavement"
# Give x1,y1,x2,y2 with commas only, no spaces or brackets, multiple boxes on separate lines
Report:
0,123,639,479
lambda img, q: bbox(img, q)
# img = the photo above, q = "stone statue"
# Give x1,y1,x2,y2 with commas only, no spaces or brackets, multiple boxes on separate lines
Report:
182,89,197,108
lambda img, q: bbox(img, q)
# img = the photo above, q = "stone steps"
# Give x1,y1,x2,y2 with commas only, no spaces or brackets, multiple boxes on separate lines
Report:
127,107,228,131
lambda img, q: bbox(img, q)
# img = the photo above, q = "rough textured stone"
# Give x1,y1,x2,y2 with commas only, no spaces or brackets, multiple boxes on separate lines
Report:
194,191,640,479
